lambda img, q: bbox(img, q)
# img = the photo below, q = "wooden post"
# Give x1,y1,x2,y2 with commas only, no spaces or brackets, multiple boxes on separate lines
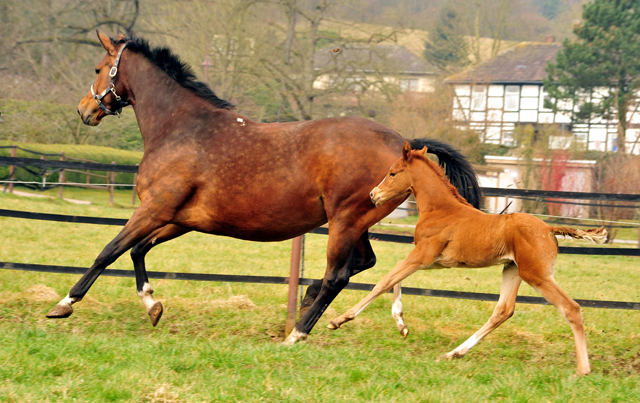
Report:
8,146,16,193
109,161,116,205
285,235,303,336
58,152,65,199
637,210,640,249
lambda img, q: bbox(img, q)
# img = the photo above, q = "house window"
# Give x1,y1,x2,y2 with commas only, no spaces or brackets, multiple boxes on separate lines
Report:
471,86,487,111
505,85,520,111
540,90,553,111
399,78,419,92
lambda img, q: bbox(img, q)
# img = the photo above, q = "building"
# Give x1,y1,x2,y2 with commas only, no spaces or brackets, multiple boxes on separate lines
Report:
445,41,640,154
313,44,438,94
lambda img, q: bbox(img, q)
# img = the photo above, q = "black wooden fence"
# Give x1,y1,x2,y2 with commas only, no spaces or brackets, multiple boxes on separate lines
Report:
1,156,639,311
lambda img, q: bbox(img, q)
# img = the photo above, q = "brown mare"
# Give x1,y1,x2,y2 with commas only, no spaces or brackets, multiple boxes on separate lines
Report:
46,32,482,345
328,143,607,375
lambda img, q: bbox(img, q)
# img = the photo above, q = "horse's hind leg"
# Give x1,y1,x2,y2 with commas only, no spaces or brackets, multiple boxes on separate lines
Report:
439,263,521,361
392,282,408,338
520,269,590,376
46,207,169,319
284,230,374,345
299,231,376,317
130,224,191,326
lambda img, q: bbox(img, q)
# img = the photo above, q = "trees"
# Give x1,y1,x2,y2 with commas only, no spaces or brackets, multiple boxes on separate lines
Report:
423,7,469,73
544,0,640,153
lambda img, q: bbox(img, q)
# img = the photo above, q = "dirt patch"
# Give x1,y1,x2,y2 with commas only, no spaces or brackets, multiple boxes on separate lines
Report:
24,285,60,301
599,352,640,375
209,295,256,310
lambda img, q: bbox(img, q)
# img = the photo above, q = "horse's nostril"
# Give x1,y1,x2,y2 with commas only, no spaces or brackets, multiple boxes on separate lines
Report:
77,108,81,116
370,192,374,198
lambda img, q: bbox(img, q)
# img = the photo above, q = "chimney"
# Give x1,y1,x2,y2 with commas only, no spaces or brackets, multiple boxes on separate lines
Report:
545,35,556,43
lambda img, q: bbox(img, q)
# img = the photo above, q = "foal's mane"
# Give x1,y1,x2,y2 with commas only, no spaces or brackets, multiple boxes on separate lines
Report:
411,152,473,208
113,36,234,110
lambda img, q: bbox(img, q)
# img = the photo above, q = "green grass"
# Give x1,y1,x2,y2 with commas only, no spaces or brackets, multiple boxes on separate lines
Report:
1,188,640,402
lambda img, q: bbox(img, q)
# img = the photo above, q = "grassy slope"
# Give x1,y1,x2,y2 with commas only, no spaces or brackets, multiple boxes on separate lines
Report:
1,188,640,402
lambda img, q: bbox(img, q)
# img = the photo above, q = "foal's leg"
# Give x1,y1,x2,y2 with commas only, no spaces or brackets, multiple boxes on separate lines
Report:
46,206,170,318
521,272,590,376
328,243,438,330
130,224,191,326
392,282,409,338
439,263,521,361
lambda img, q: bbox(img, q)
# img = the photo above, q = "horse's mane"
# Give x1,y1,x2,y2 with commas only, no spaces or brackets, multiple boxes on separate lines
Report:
411,151,473,208
113,36,234,110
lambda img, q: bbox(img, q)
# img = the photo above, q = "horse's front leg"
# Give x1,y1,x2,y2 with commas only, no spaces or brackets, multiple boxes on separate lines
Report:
46,205,171,319
328,242,439,330
130,224,191,326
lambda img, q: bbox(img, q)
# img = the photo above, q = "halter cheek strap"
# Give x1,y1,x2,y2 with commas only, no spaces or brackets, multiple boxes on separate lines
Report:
90,41,130,117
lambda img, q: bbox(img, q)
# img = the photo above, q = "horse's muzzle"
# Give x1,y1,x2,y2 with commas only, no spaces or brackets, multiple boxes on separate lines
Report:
370,188,381,207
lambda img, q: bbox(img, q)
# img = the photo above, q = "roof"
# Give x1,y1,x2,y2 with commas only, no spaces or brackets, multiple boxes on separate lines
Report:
314,44,437,75
444,42,562,84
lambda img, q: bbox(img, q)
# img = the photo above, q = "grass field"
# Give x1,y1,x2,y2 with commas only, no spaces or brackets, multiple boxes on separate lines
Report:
1,187,640,402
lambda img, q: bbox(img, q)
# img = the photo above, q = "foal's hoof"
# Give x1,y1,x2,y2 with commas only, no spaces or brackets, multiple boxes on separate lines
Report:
46,304,73,319
148,301,163,327
327,320,340,330
399,327,409,339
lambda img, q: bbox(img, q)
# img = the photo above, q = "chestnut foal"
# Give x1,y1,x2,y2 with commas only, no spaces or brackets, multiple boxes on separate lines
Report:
328,143,606,376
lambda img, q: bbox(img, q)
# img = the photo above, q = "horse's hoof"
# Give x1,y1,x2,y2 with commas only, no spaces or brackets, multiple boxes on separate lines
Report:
400,327,409,339
282,329,307,346
46,304,73,319
327,321,340,330
148,301,163,327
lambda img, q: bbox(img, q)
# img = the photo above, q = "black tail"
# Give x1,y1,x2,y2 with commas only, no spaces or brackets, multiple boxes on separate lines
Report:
409,138,482,209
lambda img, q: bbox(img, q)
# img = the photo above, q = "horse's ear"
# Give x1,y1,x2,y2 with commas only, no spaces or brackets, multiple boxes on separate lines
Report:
96,30,117,56
421,146,428,155
117,32,126,41
402,142,412,161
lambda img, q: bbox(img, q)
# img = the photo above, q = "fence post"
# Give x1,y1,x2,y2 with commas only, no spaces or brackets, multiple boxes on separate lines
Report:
109,161,116,205
8,146,16,193
40,155,46,190
285,235,303,336
637,210,640,249
58,152,65,199
131,165,138,206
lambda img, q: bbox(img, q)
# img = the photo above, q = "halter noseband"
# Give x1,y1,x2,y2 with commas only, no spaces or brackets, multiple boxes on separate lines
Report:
90,41,130,117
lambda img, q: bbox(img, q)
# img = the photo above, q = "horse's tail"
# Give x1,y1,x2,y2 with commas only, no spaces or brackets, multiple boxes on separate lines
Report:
550,226,608,244
409,138,482,209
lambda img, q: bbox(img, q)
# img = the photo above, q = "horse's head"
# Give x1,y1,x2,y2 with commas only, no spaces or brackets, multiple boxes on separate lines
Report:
77,31,131,126
370,142,424,207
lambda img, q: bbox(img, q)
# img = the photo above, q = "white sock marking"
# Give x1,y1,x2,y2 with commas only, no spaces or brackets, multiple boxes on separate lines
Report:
137,282,156,311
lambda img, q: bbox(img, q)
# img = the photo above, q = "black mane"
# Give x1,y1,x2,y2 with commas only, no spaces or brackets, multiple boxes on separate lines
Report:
114,36,234,110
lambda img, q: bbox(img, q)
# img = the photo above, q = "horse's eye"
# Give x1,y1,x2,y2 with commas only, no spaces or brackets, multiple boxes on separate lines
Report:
95,69,100,74
389,172,396,177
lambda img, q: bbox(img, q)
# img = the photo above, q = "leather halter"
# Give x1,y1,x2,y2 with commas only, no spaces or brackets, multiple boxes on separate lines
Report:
90,42,130,117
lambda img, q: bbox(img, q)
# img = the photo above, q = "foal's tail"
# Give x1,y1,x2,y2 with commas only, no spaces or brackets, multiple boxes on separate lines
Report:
410,138,481,209
550,226,608,244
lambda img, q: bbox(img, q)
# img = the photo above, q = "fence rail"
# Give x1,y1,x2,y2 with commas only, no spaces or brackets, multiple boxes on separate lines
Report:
2,261,638,310
2,155,640,198
1,207,639,310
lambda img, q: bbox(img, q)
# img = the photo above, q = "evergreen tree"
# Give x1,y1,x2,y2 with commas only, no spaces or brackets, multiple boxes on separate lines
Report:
544,0,640,153
424,7,469,73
